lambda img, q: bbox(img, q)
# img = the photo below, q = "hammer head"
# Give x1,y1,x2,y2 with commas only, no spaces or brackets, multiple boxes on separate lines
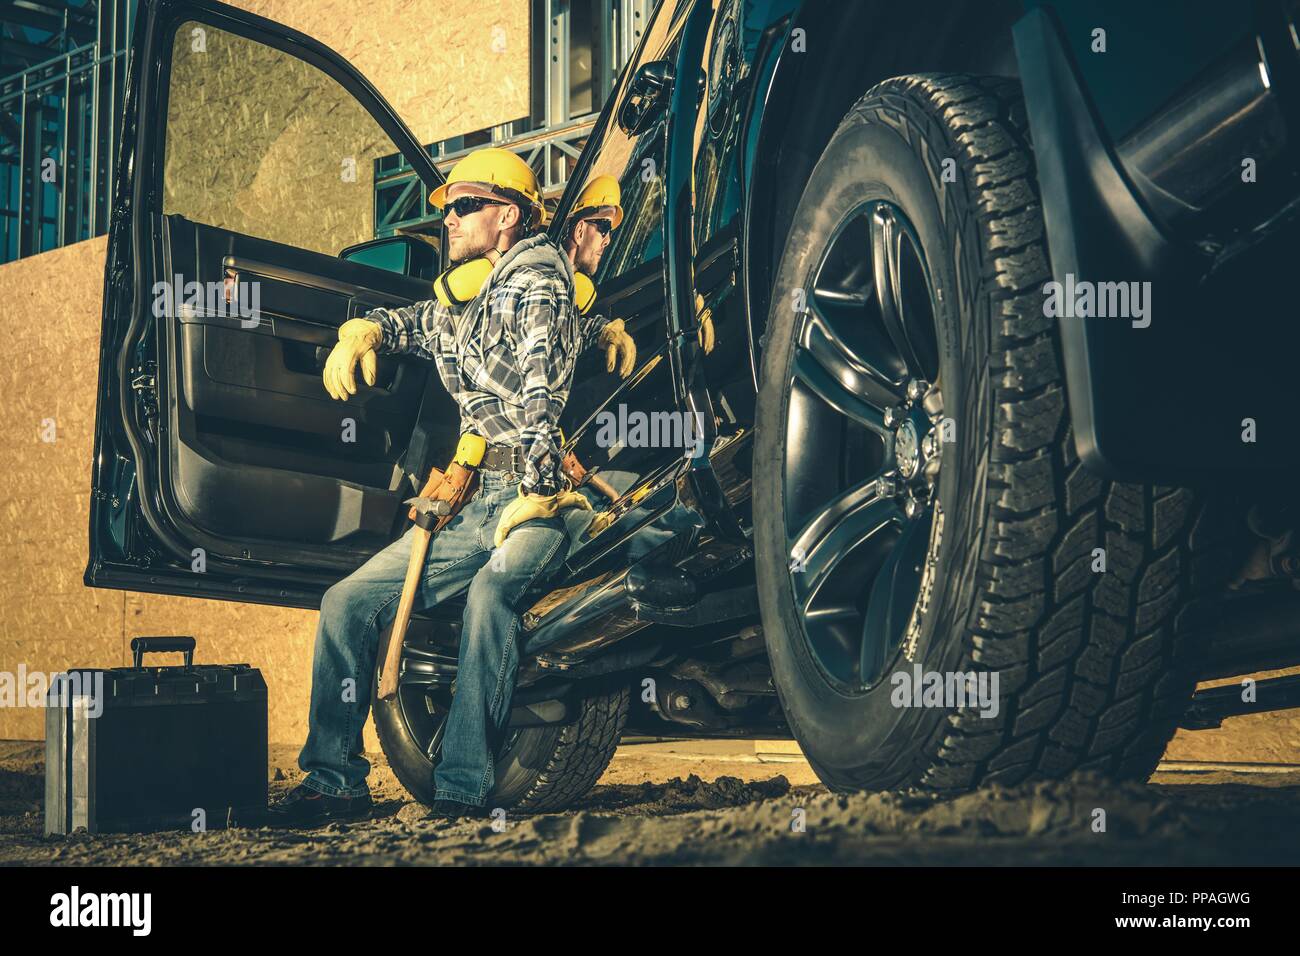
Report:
404,496,451,517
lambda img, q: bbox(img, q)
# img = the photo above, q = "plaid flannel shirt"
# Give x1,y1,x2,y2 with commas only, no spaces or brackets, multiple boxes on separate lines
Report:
366,262,608,496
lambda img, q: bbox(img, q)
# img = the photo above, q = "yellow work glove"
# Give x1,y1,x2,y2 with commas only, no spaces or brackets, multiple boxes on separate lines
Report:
598,318,636,379
697,306,716,354
494,485,592,548
323,318,383,401
586,510,615,538
693,293,716,354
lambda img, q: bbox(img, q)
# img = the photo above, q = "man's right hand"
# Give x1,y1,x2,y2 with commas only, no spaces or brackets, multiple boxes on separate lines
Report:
323,319,383,401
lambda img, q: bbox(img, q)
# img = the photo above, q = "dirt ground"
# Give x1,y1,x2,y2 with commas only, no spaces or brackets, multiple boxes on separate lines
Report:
3,739,1299,866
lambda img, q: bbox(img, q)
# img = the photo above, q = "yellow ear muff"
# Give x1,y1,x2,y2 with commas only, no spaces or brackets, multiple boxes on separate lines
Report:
574,272,596,315
433,256,496,308
435,253,596,315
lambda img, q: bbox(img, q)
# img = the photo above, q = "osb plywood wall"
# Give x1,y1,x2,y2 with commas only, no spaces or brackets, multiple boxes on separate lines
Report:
0,0,527,751
0,0,1297,770
0,237,333,748
223,0,531,148
163,24,395,258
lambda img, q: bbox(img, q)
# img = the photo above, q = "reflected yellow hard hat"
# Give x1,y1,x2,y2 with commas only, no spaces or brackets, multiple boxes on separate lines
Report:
430,147,545,225
569,174,623,229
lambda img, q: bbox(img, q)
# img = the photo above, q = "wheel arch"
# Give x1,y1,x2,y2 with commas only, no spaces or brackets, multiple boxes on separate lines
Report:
740,0,1023,380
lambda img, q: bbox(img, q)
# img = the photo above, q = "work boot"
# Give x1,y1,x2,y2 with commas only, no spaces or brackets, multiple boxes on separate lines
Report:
266,783,373,828
430,798,490,820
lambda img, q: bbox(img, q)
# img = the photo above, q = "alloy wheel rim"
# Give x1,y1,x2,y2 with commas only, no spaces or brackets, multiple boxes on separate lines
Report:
781,199,946,691
395,644,520,765
393,644,454,761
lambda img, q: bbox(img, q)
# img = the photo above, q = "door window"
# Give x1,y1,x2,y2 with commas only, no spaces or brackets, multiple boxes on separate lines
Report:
162,22,404,257
555,1,699,558
578,0,689,282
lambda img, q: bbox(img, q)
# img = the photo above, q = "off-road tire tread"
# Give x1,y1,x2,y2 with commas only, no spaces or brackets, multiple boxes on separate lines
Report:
373,641,628,813
774,73,1240,792
512,686,630,812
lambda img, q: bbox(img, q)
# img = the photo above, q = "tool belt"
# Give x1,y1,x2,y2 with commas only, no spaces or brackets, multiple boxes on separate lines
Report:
483,440,590,485
482,443,598,491
405,433,488,530
480,443,527,475
405,433,601,533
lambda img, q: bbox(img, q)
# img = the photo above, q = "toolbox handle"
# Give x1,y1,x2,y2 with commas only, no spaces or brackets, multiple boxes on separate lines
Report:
131,636,197,669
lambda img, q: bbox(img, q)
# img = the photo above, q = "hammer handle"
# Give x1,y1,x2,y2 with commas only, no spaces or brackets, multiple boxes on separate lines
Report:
561,450,619,503
378,525,432,700
587,472,619,502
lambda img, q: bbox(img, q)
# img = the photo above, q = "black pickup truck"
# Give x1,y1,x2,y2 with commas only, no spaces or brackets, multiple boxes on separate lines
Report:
89,0,1300,809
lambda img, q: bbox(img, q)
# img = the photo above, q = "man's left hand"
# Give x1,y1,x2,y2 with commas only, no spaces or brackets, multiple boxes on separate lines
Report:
598,318,636,379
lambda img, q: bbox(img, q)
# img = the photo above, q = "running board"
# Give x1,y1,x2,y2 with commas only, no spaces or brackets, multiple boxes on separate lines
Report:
524,561,757,661
626,563,758,628
1180,674,1300,730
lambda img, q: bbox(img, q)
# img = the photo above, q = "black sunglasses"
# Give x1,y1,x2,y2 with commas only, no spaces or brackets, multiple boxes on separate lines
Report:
583,218,613,236
443,195,509,219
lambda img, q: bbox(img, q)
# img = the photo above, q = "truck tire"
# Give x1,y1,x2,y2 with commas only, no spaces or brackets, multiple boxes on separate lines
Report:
752,74,1240,793
372,635,629,811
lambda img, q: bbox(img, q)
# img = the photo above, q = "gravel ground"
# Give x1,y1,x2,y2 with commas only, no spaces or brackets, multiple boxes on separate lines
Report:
3,740,1299,866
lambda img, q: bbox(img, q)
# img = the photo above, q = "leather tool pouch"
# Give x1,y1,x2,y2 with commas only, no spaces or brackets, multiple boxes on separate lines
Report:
407,462,479,532
560,450,588,486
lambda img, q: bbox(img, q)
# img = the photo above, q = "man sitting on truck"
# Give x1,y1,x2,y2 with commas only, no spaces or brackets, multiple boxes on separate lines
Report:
268,148,635,826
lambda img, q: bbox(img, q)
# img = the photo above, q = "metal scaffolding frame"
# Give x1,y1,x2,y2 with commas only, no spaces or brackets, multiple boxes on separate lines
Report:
375,0,655,239
0,0,134,264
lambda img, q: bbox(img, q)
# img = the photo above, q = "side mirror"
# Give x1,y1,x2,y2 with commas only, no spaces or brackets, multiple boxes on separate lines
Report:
617,60,675,136
339,235,437,280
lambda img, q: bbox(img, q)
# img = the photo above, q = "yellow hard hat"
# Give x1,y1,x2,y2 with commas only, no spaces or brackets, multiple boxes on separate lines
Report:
569,174,623,229
430,147,545,224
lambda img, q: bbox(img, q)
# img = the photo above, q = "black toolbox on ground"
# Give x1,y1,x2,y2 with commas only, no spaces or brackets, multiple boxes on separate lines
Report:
45,637,267,835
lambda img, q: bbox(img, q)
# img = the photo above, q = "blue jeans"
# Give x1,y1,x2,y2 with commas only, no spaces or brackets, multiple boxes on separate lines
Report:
298,469,570,806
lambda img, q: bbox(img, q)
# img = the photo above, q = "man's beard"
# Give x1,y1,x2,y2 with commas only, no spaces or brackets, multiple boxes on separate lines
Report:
457,243,496,265
576,246,601,276
451,234,497,265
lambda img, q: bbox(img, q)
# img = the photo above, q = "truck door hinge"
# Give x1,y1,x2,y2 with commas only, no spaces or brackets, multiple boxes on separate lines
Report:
131,364,158,416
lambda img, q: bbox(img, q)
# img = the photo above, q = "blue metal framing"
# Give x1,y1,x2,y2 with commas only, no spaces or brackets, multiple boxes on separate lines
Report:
0,0,652,262
374,0,654,239
0,0,136,264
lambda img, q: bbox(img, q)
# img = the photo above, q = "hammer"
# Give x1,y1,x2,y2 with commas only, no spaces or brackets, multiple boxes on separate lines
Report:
376,498,447,701
377,434,486,700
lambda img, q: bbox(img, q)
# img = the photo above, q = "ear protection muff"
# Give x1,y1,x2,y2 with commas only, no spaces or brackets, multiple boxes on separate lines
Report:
432,250,501,308
432,250,597,315
574,272,596,315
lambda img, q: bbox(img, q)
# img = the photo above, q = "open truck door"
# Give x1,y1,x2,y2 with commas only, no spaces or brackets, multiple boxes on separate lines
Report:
87,0,453,607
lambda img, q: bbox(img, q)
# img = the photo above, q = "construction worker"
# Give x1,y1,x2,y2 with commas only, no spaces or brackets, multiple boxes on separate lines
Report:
563,173,713,368
270,148,636,826
562,175,636,378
